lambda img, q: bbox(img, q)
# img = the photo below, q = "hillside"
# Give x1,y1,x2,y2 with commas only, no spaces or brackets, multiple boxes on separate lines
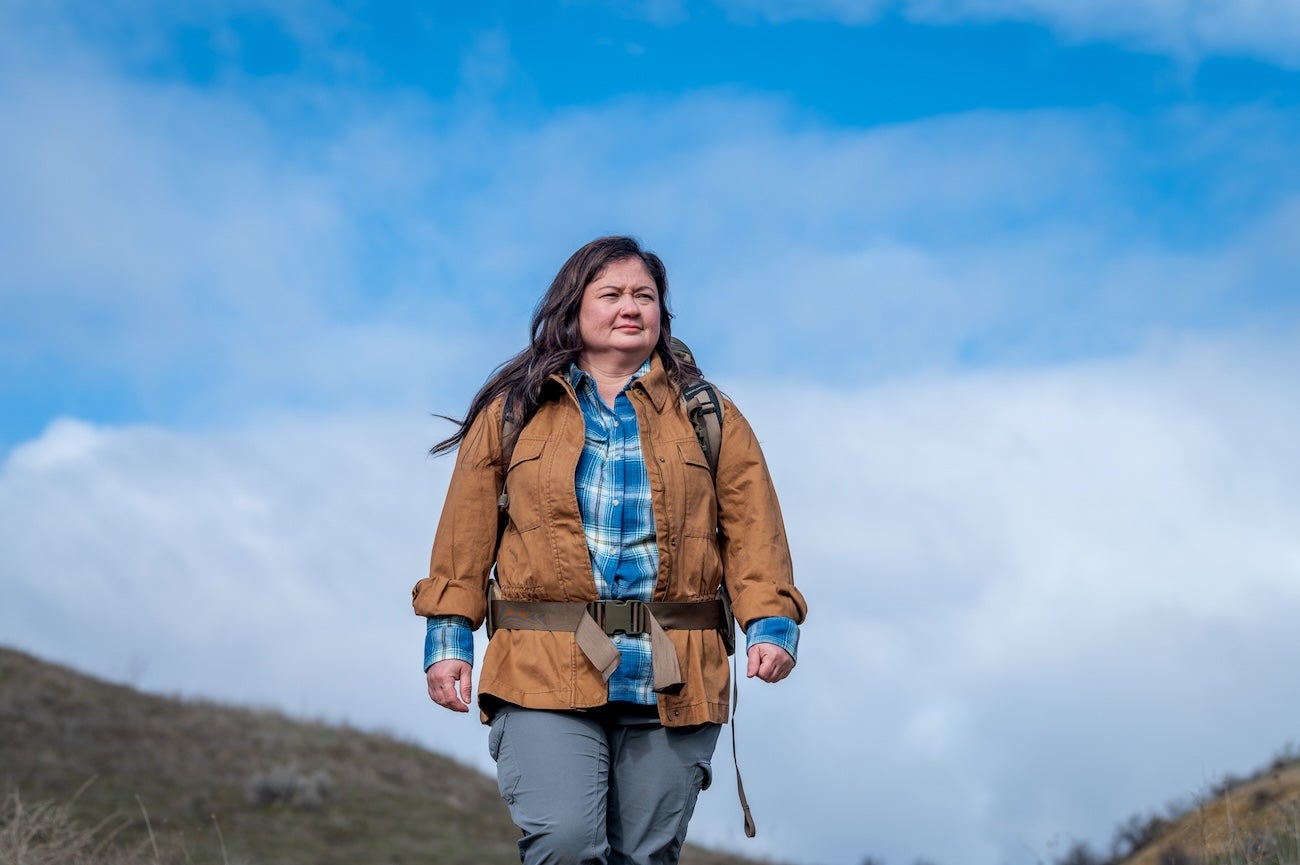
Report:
1115,756,1300,865
0,646,783,865
1049,751,1300,865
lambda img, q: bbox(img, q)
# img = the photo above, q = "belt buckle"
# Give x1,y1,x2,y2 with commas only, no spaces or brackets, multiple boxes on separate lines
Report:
602,600,642,636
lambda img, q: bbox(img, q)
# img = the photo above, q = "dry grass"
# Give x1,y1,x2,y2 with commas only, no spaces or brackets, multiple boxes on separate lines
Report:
0,784,142,865
0,646,775,865
1053,752,1300,865
1121,763,1300,865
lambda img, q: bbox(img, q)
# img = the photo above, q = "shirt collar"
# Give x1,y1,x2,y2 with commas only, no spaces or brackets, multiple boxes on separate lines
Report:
567,357,653,394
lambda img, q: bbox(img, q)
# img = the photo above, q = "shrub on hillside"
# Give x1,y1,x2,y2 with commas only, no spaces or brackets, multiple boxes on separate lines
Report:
244,765,333,809
1111,811,1167,860
1054,839,1108,865
1156,844,1195,865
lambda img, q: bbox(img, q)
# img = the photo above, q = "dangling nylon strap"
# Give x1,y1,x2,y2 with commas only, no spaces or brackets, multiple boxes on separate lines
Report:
575,613,623,681
646,612,684,694
731,651,756,837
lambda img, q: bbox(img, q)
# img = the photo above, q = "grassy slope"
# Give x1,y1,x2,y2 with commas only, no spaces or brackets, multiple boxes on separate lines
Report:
1117,759,1300,865
0,646,781,865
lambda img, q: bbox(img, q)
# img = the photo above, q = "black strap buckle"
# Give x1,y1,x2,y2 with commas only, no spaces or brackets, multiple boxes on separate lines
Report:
590,599,644,636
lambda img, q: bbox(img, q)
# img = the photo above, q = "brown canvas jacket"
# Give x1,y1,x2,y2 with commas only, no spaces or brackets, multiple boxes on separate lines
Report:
411,354,807,726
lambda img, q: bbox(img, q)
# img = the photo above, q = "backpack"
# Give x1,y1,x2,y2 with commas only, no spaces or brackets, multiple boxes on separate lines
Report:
670,337,724,475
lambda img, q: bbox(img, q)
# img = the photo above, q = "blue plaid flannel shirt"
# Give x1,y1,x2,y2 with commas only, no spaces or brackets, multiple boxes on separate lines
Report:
425,361,798,703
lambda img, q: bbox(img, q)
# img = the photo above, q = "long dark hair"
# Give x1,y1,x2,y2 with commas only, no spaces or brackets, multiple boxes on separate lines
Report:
430,236,701,458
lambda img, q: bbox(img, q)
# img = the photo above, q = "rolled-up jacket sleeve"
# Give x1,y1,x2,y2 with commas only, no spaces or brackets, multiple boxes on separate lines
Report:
411,401,504,627
715,400,808,630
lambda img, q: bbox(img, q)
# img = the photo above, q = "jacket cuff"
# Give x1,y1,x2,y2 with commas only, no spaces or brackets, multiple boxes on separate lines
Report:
424,615,474,671
744,616,799,662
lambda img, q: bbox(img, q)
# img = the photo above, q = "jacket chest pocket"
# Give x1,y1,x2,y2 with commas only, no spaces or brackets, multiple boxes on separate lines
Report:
674,439,717,538
504,436,548,533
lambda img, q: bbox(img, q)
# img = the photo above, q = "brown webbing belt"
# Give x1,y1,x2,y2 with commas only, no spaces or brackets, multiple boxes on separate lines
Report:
488,597,726,695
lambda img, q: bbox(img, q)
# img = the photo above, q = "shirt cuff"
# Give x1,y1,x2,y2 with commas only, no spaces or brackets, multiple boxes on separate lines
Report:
745,616,799,662
424,615,474,670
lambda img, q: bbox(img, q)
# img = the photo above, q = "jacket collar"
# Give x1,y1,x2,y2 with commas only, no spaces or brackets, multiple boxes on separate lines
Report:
630,352,674,413
547,351,675,414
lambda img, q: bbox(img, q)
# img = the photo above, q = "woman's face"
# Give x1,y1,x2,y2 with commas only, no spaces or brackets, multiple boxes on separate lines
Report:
577,257,661,370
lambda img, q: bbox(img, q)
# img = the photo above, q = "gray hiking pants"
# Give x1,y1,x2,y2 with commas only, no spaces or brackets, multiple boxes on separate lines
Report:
488,703,721,865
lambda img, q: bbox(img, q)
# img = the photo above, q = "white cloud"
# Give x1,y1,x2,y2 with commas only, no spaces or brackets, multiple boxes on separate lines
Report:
4,329,1298,864
5,5,1299,424
718,0,1300,67
926,0,1300,65
711,328,1300,863
0,19,516,419
3,8,1300,864
0,411,462,738
0,0,356,77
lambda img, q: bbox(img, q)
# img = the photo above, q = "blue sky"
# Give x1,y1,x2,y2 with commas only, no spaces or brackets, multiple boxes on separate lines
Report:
3,3,1300,865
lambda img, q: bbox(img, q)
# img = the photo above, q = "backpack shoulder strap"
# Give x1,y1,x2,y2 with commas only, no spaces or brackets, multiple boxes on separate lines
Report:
680,380,723,476
498,396,519,510
669,336,723,475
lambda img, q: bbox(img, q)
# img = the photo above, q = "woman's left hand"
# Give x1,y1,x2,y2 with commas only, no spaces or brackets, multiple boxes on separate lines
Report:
746,644,795,683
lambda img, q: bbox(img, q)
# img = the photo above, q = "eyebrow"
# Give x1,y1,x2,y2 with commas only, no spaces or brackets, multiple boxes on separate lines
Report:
593,282,657,294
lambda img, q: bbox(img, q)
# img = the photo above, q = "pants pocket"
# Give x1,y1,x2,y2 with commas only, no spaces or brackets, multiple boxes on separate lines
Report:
695,756,714,793
488,710,506,761
488,709,519,803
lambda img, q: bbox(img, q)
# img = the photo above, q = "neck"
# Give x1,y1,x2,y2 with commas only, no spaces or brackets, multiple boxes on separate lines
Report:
578,352,650,407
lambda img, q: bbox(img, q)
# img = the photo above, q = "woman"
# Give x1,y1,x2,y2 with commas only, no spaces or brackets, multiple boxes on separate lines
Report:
413,236,806,865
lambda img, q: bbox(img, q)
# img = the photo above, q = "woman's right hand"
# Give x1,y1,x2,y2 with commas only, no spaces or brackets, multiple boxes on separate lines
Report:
427,659,473,713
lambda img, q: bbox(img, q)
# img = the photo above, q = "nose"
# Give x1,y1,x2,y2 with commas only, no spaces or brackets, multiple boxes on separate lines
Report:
617,293,641,316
